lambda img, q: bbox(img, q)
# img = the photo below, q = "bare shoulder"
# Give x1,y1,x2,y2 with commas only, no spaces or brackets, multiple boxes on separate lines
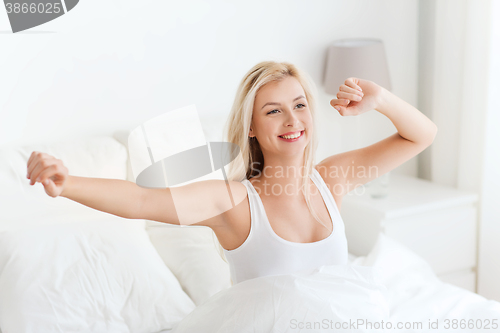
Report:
314,164,344,212
211,180,251,251
186,179,248,226
176,179,247,204
141,178,248,230
215,179,248,212
217,180,248,222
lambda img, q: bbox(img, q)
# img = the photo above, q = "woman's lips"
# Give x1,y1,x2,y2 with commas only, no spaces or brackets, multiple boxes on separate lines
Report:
277,130,304,142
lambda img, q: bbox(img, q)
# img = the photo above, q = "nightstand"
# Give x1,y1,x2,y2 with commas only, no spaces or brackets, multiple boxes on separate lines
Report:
341,174,479,292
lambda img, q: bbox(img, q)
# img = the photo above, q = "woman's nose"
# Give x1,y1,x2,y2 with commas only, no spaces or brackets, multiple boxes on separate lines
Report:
284,110,300,126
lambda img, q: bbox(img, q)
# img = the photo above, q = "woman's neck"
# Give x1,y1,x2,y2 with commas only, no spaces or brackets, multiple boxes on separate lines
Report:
251,155,311,199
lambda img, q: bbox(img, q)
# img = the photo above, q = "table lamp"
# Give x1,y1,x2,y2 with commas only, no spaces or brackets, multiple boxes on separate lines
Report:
323,38,392,198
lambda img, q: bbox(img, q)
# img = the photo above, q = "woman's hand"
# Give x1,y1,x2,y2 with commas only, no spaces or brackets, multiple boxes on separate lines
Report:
330,77,385,116
26,152,69,198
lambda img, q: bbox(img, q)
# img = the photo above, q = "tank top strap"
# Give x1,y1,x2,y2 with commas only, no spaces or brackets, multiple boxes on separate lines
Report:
310,167,341,218
240,179,265,232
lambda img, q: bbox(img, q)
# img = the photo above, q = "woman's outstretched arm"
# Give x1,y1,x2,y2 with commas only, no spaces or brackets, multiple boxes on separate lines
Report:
26,151,246,228
26,151,152,220
60,175,145,220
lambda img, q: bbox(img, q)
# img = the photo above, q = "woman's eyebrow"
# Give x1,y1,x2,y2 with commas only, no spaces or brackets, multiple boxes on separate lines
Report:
260,95,306,110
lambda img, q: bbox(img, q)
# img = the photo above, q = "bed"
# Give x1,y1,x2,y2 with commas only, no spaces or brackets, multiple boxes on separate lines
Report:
1,117,499,333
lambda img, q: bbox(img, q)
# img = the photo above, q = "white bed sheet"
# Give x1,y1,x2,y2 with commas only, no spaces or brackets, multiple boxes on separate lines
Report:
169,234,500,333
2,232,497,333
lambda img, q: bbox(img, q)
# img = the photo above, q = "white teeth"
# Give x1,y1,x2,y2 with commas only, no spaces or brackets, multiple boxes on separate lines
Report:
280,131,302,139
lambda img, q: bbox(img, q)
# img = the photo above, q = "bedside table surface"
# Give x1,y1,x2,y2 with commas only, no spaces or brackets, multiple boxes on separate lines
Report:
342,174,479,219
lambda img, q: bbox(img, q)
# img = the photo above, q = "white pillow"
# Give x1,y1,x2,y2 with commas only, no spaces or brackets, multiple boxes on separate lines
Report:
112,131,136,182
1,136,128,187
0,216,195,333
362,233,438,278
146,223,231,306
0,136,129,231
360,233,440,296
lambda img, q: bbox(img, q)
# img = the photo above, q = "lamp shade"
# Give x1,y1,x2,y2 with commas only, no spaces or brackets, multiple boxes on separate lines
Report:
323,38,391,94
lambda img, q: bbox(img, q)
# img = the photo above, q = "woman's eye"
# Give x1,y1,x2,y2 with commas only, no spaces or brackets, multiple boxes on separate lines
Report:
267,103,306,114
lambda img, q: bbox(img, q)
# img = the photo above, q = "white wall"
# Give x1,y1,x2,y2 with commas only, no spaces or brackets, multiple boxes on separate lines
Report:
0,0,420,176
478,0,500,302
417,0,500,300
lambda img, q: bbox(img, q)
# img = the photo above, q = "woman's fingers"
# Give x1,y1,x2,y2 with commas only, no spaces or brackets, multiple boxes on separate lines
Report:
330,98,350,107
27,151,39,178
27,151,49,179
345,77,363,92
330,99,350,114
25,151,67,197
28,162,46,185
35,165,58,185
43,178,58,197
29,158,57,185
26,152,35,174
330,78,371,116
336,91,363,102
337,84,364,102
339,84,363,96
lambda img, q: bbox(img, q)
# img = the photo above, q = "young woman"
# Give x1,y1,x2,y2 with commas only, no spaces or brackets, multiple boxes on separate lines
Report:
26,61,437,286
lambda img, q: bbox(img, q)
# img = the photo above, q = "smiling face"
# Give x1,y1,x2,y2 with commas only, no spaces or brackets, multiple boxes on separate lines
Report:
249,75,313,159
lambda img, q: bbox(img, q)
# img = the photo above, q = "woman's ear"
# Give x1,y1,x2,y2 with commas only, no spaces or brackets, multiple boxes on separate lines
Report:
249,127,254,138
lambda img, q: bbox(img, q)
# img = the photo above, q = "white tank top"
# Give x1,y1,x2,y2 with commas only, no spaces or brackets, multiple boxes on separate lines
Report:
222,167,348,285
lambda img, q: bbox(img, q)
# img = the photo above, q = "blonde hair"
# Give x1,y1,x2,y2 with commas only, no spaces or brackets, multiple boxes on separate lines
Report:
211,61,326,270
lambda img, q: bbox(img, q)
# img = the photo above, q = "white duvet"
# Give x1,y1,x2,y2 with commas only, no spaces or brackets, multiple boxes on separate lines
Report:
171,234,500,333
